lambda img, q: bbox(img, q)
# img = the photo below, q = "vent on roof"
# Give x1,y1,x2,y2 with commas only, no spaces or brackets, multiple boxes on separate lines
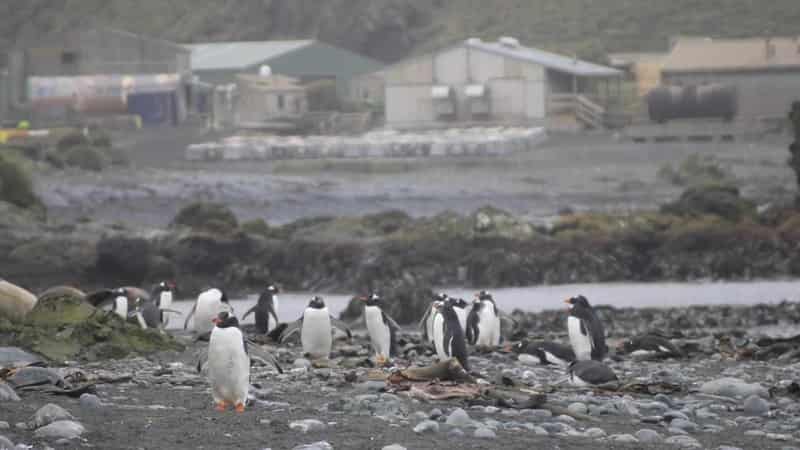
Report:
498,36,520,48
259,65,272,77
465,37,482,45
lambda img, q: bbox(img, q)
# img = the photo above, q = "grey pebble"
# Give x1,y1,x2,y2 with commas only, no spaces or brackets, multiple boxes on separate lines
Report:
0,436,13,450
636,429,662,443
291,442,333,450
289,419,327,433
448,428,464,437
413,420,439,434
567,403,588,415
743,395,770,416
670,418,698,432
33,404,74,428
609,434,639,443
584,428,606,438
665,435,702,448
79,393,104,409
293,358,312,369
0,423,8,430
428,408,443,419
474,427,497,439
381,445,406,450
445,408,474,428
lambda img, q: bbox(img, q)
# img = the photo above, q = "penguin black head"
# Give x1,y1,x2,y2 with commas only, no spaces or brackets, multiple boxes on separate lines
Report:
452,298,469,309
509,340,528,354
475,290,493,301
309,296,326,309
219,289,229,303
212,311,240,328
153,281,176,292
359,293,382,307
564,295,591,310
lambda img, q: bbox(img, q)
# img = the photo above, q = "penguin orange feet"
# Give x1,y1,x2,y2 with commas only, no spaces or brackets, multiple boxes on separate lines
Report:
214,401,227,412
234,402,245,413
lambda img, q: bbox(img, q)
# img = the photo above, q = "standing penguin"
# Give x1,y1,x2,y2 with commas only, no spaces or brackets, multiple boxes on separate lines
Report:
451,298,470,335
432,299,470,371
243,285,279,334
151,281,176,328
359,293,400,365
207,309,249,412
279,296,352,360
419,293,448,344
466,290,502,347
565,295,608,361
185,288,231,335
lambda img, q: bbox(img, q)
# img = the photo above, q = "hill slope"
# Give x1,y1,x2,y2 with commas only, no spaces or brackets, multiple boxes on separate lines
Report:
2,0,799,63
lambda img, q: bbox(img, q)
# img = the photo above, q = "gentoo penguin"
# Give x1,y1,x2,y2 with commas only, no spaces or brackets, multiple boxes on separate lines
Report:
185,288,231,336
207,309,250,412
565,295,608,361
510,340,576,366
432,298,470,371
359,293,400,364
451,298,470,336
466,290,501,347
617,334,683,359
151,281,176,328
568,360,619,387
279,296,352,360
243,284,279,334
419,292,448,344
110,288,131,320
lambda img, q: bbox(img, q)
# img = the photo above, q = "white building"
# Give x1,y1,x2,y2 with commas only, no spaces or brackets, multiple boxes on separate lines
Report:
379,37,622,130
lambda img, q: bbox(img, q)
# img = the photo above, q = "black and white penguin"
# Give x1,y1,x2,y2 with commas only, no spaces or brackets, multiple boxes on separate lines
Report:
151,281,176,328
207,309,250,412
279,296,352,360
184,288,231,335
565,295,608,361
419,292,449,344
359,293,400,364
617,334,683,359
243,284,280,334
432,298,470,371
451,297,470,336
511,340,576,366
568,360,619,387
466,290,501,347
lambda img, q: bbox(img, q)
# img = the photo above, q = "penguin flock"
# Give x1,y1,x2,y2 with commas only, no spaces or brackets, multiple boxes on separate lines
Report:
89,280,683,413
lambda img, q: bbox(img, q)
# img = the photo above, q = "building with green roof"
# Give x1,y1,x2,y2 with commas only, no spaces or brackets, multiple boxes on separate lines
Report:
185,40,384,98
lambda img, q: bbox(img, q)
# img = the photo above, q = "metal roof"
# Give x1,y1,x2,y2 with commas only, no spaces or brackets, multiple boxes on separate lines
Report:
466,40,621,78
662,37,800,74
186,40,314,71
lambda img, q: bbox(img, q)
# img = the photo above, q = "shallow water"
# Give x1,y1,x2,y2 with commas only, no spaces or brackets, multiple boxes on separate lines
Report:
166,279,800,330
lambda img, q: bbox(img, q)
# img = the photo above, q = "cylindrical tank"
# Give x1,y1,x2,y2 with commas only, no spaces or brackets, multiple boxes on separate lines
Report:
647,83,738,123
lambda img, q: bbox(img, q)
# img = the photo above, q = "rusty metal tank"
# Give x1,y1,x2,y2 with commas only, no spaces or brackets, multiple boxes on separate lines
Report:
647,83,738,123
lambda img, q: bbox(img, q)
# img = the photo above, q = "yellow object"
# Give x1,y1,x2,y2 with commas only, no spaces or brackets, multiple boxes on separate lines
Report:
17,120,30,130
635,62,663,98
0,131,7,143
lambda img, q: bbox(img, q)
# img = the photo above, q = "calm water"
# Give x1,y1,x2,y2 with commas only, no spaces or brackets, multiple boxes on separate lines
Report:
167,280,800,330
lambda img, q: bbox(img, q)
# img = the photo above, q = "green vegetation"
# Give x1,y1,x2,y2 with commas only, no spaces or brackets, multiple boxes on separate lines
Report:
171,201,239,233
658,154,736,188
0,152,41,210
3,0,799,63
63,145,111,171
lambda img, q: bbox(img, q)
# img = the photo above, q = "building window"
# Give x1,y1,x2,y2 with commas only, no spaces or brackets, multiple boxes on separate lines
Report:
277,94,285,110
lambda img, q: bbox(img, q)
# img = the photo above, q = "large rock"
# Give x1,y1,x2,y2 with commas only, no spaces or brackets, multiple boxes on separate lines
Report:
0,280,36,322
32,404,74,428
26,287,93,327
699,378,769,399
34,420,85,440
0,383,20,402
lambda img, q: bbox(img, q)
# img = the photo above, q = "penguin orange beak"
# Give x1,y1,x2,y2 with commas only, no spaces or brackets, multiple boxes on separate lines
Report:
212,317,221,325
358,296,368,302
563,298,572,304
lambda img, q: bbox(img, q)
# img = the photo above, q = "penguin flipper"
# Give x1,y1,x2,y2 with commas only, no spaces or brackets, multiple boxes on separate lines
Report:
466,308,479,345
330,317,353,339
279,319,303,343
84,289,117,307
245,340,284,374
381,312,401,332
242,305,257,321
183,303,197,330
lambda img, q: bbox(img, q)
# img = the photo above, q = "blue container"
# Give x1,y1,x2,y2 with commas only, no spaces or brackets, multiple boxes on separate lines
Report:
127,91,178,126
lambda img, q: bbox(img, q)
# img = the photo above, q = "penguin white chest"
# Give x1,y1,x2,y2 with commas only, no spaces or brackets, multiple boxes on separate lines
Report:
364,306,391,357
454,307,468,333
208,327,249,404
432,313,448,361
476,303,500,347
159,291,173,326
425,306,437,343
301,307,332,359
269,295,280,330
113,296,128,319
568,316,592,361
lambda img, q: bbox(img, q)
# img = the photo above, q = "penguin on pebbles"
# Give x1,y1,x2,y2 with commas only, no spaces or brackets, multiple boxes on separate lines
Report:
419,292,448,344
242,284,280,335
279,296,352,360
185,288,231,337
565,295,608,361
432,298,470,371
617,334,683,359
568,360,619,387
466,290,502,348
359,293,400,365
510,340,575,366
207,308,250,413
